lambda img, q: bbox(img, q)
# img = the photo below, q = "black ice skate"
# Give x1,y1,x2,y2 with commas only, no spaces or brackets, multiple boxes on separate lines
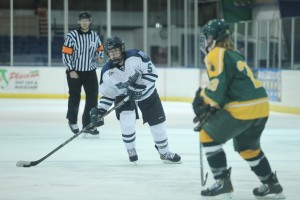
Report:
82,126,99,138
127,148,138,163
154,145,182,164
253,172,285,199
201,167,233,197
68,121,79,134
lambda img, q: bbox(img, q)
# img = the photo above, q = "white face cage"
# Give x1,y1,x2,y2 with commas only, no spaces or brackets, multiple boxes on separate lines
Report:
199,34,215,54
199,33,207,54
107,48,121,60
107,47,124,65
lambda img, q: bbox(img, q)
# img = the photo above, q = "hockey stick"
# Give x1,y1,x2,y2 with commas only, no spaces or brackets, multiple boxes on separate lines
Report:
16,96,130,168
199,141,208,186
193,125,209,186
194,109,217,186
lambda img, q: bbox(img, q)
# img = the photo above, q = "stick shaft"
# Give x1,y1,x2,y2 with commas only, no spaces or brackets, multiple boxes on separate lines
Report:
199,137,208,186
199,142,204,185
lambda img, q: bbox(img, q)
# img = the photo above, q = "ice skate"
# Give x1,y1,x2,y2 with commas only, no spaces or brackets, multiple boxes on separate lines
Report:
155,145,182,164
68,121,79,134
127,148,138,165
82,126,99,138
253,172,285,199
201,167,233,197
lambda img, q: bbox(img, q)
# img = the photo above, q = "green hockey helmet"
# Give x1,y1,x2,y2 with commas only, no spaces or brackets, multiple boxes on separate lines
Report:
200,19,232,53
202,19,231,42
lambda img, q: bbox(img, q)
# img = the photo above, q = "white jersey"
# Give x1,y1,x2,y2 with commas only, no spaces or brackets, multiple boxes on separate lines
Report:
98,49,158,111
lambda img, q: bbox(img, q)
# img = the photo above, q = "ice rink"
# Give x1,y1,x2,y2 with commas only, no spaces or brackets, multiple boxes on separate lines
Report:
0,98,299,200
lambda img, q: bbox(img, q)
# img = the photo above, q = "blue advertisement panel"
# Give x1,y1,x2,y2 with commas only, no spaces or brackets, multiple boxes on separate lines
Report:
258,69,281,102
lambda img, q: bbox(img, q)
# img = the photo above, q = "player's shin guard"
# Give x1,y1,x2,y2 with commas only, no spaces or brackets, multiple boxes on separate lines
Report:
201,141,233,196
241,150,272,181
150,122,169,152
151,123,181,163
203,142,227,179
120,111,137,162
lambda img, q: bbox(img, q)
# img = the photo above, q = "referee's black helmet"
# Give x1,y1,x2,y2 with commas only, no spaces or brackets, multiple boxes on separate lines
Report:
78,11,92,20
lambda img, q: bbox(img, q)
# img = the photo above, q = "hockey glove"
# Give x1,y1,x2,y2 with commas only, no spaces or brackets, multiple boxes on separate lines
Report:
192,87,217,131
193,105,217,131
127,83,146,100
192,87,204,116
90,108,106,127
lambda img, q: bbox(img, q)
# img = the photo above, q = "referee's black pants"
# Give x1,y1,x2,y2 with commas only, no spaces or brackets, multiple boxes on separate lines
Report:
66,69,98,128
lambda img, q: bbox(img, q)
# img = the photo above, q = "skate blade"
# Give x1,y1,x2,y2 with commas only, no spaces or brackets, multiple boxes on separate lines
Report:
130,161,137,166
162,160,182,164
202,193,234,200
82,133,99,139
255,192,286,199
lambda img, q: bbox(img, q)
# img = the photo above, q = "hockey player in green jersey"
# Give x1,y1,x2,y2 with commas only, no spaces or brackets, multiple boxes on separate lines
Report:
192,19,285,199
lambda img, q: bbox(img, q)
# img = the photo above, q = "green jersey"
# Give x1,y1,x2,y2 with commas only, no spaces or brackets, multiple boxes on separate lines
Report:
202,47,269,120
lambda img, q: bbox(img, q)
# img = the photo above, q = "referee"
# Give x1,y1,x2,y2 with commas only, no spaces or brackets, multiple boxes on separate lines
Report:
62,11,103,138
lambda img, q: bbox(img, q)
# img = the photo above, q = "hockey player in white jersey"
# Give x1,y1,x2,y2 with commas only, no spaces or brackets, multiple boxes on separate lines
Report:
90,36,181,164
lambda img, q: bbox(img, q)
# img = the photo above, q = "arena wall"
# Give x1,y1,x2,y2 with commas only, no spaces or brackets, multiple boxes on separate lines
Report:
0,67,299,114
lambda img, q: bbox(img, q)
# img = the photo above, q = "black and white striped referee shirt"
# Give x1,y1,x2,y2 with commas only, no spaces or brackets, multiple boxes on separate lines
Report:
62,28,103,71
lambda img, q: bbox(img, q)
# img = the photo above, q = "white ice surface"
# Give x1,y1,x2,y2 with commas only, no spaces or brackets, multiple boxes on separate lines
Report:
0,99,299,200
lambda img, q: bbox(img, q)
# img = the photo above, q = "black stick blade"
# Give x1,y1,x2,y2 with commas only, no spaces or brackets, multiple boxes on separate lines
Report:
16,161,31,168
202,172,208,186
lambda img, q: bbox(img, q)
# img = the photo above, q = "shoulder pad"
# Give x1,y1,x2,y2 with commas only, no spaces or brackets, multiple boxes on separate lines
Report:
100,62,114,84
125,49,150,62
205,47,225,78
